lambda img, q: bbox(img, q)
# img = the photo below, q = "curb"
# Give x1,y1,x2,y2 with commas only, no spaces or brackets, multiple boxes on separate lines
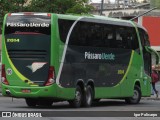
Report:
142,94,160,100
142,97,160,100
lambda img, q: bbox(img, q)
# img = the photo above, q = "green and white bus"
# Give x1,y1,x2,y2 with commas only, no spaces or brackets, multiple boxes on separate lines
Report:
1,12,158,107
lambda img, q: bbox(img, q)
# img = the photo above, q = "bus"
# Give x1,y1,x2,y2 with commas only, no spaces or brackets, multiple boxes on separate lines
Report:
1,12,159,108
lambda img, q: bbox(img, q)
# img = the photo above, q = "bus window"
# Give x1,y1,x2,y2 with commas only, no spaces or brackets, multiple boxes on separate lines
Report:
115,28,123,48
69,20,139,50
58,19,74,43
69,21,89,46
139,28,150,47
103,27,114,47
5,15,51,35
115,26,139,50
139,29,151,75
88,23,103,47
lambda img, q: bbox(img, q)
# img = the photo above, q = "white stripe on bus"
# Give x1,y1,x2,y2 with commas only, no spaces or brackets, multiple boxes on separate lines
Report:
56,17,84,88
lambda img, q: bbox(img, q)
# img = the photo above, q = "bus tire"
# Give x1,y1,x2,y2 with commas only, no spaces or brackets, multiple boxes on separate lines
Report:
82,85,93,107
68,85,82,108
125,85,141,104
25,98,37,107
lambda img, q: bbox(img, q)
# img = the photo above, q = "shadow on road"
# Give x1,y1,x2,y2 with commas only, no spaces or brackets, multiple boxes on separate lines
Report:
8,99,146,110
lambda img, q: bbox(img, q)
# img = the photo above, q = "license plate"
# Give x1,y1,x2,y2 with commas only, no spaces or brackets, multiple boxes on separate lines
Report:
22,89,31,93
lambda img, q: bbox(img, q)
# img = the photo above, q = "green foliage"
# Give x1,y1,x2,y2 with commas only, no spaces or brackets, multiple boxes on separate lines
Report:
27,0,94,14
0,0,94,33
66,3,94,14
0,0,28,32
150,0,160,9
27,0,75,13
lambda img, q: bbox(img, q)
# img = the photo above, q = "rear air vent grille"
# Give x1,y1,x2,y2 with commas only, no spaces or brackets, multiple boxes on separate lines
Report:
8,50,47,60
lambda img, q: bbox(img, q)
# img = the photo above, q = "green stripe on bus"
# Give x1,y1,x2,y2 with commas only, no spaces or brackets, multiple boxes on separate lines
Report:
114,50,134,87
4,41,36,86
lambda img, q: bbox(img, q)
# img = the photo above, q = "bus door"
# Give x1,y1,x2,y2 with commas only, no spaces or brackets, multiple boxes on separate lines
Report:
139,29,159,95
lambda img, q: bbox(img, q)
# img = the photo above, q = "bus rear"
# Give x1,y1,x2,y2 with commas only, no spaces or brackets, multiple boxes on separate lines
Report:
1,13,56,100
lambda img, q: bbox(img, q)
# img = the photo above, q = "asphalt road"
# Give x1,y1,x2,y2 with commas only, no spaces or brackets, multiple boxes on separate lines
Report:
0,82,160,120
0,97,160,119
0,96,160,111
0,80,160,120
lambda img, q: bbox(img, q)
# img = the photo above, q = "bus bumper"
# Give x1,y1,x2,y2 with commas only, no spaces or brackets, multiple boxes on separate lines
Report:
1,84,57,98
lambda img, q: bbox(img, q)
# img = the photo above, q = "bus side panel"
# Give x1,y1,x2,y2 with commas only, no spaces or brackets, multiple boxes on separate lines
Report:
122,51,142,96
51,14,60,80
140,74,151,97
56,87,75,100
94,51,137,98
53,15,75,100
95,87,121,98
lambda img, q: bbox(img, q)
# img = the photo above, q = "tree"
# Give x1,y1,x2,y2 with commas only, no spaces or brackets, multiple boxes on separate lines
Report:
0,0,28,33
27,0,94,14
150,0,160,9
66,2,94,14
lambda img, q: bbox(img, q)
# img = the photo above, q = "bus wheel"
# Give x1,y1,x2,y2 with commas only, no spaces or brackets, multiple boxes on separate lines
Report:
82,85,93,107
25,98,37,107
68,86,82,108
125,85,141,104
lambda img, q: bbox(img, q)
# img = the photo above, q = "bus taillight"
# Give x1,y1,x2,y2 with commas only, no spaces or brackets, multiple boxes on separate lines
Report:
47,13,51,17
8,13,11,16
1,64,9,85
45,66,55,86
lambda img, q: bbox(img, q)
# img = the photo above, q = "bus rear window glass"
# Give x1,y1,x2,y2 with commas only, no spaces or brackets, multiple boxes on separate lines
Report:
5,15,51,35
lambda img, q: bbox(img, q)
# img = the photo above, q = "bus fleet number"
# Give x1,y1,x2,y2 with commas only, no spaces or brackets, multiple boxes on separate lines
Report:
7,39,20,43
118,70,125,75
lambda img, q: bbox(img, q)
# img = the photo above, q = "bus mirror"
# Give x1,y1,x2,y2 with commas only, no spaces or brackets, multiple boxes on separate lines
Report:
144,46,160,64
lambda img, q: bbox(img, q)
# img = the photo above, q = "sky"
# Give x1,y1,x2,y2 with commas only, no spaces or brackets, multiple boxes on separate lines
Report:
91,0,115,3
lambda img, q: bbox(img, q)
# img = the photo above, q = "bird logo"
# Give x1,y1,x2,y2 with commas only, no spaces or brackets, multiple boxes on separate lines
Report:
27,62,47,73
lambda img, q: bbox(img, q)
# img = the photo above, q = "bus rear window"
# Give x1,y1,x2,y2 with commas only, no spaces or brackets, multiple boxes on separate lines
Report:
5,15,51,35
